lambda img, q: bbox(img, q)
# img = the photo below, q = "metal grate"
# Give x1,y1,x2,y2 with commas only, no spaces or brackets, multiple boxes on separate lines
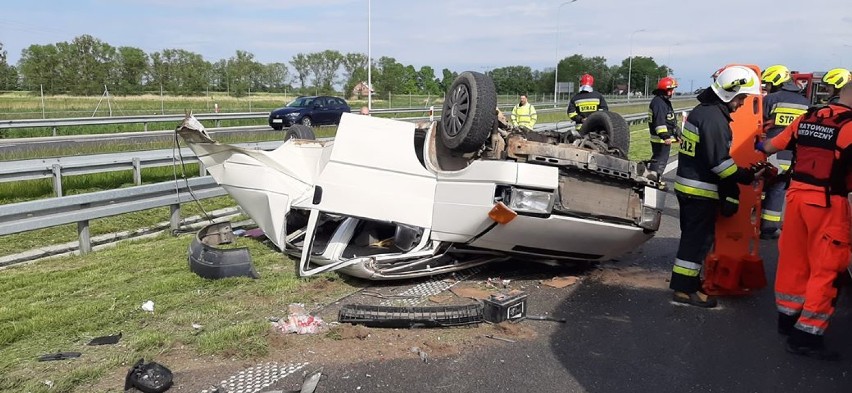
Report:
200,362,308,393
379,266,484,307
339,303,484,328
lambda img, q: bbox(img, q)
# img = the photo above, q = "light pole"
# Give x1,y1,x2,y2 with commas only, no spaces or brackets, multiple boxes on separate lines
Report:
367,0,372,112
626,29,646,103
666,42,681,76
553,0,579,104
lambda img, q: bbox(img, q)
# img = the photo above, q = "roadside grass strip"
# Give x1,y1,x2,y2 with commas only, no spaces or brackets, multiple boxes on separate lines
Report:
0,232,353,392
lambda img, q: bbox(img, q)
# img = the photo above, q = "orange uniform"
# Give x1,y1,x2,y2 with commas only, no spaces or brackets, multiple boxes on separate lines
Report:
768,103,852,341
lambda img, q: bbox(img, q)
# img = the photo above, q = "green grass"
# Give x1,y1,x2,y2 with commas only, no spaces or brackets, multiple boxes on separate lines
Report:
0,232,356,393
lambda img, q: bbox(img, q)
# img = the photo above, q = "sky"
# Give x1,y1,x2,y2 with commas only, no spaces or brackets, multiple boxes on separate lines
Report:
2,0,850,91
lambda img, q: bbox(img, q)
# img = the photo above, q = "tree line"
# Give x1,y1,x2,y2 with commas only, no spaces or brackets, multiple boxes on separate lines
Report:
0,35,673,98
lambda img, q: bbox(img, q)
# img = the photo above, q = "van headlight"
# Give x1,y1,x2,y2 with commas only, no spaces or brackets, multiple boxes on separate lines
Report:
505,188,554,214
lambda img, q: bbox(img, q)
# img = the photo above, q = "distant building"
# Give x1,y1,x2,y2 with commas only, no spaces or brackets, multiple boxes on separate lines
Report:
612,84,627,95
352,82,373,98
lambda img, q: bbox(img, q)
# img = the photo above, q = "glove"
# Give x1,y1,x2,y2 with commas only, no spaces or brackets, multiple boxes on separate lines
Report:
755,139,765,153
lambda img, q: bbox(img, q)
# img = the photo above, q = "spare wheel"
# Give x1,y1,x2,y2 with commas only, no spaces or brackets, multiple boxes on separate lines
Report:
440,71,497,152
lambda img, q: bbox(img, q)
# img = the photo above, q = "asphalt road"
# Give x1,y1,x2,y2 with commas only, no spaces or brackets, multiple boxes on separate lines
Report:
260,161,852,393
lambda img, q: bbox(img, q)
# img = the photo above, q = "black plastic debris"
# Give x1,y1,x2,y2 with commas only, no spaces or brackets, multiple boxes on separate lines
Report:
37,352,81,362
189,221,259,280
87,332,122,346
338,304,483,328
124,358,173,393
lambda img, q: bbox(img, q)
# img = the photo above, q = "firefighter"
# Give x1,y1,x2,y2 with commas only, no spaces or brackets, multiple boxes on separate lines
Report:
670,65,763,308
567,74,609,130
823,68,849,104
511,94,537,129
758,65,810,239
757,67,852,360
647,76,679,179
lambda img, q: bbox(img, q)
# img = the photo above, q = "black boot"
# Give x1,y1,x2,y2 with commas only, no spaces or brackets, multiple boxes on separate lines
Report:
786,328,841,361
777,313,798,335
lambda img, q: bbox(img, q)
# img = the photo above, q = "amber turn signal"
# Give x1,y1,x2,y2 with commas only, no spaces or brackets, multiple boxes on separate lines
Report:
488,202,518,224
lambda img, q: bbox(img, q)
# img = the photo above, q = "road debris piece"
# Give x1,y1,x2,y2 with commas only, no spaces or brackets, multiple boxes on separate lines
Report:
338,304,483,328
542,276,580,289
124,358,173,393
428,295,453,304
525,314,567,323
141,300,155,313
449,285,493,300
410,347,429,363
484,334,516,343
87,333,122,346
37,352,81,362
483,291,528,323
272,304,327,334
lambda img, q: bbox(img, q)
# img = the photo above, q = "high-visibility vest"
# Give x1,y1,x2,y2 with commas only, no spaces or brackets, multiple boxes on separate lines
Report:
512,104,537,127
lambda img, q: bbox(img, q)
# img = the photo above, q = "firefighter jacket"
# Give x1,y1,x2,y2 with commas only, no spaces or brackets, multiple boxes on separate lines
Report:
567,91,608,124
511,103,537,128
768,103,852,207
764,82,810,138
648,93,678,143
674,89,755,206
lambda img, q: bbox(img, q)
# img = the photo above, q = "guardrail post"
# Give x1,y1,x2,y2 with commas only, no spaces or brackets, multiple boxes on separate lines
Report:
143,122,148,132
132,158,142,185
78,219,92,255
199,162,207,177
170,204,181,234
51,164,63,197
215,119,221,128
52,127,57,137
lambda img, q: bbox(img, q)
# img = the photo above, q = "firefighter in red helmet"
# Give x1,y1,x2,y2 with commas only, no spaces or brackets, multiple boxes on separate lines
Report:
647,76,680,181
567,73,609,130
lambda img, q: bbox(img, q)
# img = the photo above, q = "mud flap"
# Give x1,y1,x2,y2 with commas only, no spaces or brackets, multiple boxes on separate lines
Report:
189,222,259,279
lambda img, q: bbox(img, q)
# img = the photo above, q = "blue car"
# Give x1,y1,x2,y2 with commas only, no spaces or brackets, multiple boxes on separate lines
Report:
268,96,351,129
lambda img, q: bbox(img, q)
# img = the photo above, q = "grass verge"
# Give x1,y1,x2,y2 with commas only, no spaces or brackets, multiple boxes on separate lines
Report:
0,232,357,393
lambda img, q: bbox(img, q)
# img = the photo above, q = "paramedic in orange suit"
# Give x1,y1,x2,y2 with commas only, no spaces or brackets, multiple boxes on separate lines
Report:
757,68,852,361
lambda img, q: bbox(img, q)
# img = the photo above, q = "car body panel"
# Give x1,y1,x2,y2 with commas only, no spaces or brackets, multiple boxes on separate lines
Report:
313,113,437,228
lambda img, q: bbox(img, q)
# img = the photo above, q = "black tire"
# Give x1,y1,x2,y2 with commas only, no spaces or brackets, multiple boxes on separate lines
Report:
299,116,313,127
285,124,316,140
440,71,497,152
582,111,630,154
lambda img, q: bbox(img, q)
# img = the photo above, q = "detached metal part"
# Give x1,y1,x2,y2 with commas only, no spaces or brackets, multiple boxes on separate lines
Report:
188,221,259,279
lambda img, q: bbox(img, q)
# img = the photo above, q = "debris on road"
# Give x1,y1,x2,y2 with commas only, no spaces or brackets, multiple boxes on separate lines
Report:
272,304,328,335
541,276,580,289
483,291,528,323
525,314,567,323
410,346,429,363
123,358,173,393
484,334,516,343
428,294,453,304
449,284,493,300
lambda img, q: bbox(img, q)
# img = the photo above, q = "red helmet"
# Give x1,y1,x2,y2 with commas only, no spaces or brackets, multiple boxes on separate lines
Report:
580,74,594,87
657,76,678,90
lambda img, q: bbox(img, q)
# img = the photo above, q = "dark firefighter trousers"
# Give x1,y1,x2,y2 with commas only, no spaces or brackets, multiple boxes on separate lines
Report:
649,143,671,176
671,192,718,293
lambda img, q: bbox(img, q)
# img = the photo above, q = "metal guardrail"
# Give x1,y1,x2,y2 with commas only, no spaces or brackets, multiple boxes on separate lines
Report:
0,176,226,254
0,96,696,132
0,140,283,196
0,108,693,197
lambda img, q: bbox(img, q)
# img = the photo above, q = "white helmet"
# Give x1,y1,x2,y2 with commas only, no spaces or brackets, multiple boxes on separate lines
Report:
710,65,762,102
